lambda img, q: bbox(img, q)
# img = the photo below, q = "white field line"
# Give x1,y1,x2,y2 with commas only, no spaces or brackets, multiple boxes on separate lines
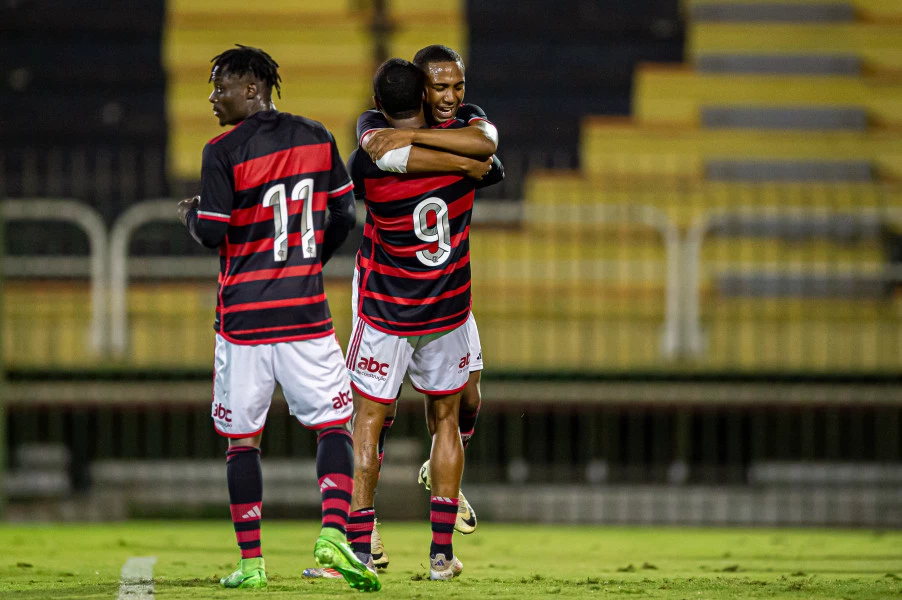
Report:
118,556,156,599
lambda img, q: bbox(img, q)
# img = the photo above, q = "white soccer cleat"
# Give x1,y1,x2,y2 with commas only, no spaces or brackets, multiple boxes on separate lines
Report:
419,460,478,534
429,553,463,581
371,520,389,570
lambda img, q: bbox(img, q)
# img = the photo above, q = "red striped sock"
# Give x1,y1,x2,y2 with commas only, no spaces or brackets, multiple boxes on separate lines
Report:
430,495,458,558
347,507,375,555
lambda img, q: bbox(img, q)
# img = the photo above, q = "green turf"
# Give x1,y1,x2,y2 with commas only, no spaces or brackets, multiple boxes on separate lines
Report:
1,521,900,598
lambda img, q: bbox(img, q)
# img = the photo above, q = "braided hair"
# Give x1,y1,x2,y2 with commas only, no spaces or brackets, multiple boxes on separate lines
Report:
210,44,282,99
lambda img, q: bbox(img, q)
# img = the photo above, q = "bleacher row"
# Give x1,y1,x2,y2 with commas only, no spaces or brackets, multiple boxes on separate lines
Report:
165,0,465,178
514,0,902,371
5,0,902,375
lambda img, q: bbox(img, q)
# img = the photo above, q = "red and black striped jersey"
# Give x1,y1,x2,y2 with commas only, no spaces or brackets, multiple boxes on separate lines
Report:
192,110,354,345
356,103,493,147
348,122,477,336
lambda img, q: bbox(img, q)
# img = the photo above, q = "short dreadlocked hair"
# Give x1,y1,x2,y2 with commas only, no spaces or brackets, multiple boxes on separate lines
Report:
210,44,282,99
412,45,464,73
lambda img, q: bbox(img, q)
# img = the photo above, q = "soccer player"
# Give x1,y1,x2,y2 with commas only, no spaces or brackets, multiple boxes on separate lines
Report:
357,44,497,559
176,45,380,593
343,57,494,581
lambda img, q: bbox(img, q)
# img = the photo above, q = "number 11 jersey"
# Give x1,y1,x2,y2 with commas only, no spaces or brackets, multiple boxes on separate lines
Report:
196,110,353,344
348,135,476,337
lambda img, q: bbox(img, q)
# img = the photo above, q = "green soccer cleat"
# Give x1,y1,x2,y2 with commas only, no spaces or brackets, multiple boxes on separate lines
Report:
313,528,382,592
371,519,389,570
220,557,267,589
418,460,478,534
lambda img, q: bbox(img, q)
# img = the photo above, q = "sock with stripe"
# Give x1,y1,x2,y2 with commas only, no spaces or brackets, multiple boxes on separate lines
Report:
226,445,263,559
459,402,481,450
347,507,375,555
316,427,354,536
430,496,458,559
377,416,394,472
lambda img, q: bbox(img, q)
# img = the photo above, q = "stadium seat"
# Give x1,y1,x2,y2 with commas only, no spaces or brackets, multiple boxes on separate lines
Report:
163,3,374,179
683,0,902,21
580,121,902,180
689,22,902,72
696,54,862,75
633,67,902,127
699,107,868,130
690,2,856,22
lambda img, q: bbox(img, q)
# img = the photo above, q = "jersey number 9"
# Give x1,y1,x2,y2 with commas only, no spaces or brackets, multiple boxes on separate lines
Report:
413,197,451,267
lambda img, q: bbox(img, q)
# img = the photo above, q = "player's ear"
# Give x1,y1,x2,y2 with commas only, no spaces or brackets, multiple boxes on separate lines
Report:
246,82,258,100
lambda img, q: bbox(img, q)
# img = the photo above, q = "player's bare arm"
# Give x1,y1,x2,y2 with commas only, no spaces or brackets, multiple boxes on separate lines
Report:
406,147,493,179
364,123,498,162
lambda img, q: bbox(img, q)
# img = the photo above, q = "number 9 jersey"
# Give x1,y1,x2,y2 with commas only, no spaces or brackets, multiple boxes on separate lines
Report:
195,110,355,344
348,131,477,336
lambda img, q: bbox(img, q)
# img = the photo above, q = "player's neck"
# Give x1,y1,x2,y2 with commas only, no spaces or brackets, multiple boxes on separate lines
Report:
247,100,276,119
387,115,425,129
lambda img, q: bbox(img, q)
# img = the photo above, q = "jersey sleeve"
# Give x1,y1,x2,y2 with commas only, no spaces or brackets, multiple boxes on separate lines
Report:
356,109,390,147
197,142,234,223
457,103,493,127
347,149,366,201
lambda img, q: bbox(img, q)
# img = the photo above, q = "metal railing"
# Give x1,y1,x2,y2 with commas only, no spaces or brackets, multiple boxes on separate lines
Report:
4,197,902,372
2,199,108,354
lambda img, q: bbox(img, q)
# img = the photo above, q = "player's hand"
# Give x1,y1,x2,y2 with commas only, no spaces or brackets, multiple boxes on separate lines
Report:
365,128,416,161
178,196,200,226
464,157,493,181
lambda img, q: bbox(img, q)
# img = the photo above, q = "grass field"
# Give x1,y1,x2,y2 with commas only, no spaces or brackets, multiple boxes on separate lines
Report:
1,521,900,599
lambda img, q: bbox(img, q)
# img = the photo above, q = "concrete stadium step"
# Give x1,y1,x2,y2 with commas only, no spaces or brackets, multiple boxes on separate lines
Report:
690,2,856,22
696,53,861,74
689,22,902,71
714,270,894,298
524,173,902,226
706,160,874,181
580,122,902,179
700,106,868,130
684,0,902,21
634,67,902,127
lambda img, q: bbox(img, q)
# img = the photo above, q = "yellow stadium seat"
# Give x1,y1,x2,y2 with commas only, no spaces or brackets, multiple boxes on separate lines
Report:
634,67,902,127
690,23,902,72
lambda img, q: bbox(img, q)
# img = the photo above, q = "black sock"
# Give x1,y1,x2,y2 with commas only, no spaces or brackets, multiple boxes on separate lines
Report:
459,402,481,450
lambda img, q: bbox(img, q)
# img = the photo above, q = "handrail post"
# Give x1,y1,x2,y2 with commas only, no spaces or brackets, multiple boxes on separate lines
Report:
2,199,109,354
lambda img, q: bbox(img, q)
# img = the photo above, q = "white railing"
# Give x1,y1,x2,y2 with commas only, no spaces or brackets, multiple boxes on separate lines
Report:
108,199,197,357
2,199,108,354
7,199,900,365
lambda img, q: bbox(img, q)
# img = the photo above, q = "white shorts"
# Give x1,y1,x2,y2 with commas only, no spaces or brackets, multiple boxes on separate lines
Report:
212,333,353,437
351,265,483,373
346,318,470,403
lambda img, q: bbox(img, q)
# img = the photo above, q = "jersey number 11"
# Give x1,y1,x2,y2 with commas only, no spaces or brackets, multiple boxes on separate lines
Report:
262,179,316,262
